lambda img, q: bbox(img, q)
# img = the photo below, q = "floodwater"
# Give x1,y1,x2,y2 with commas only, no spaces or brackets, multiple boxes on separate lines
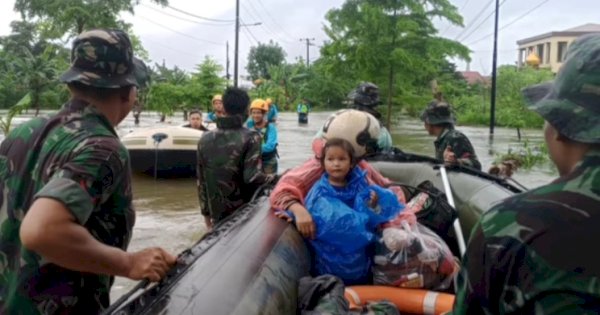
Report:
0,110,557,301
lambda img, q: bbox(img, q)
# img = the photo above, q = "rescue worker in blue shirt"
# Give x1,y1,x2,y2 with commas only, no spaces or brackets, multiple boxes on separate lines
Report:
247,99,279,174
205,94,224,123
265,98,278,123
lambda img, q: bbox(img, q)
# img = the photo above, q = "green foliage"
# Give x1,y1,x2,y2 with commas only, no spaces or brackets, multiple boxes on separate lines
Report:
146,57,226,117
444,65,553,128
146,82,185,117
317,0,470,124
15,0,168,36
495,140,549,169
0,93,31,134
188,57,227,112
246,41,286,82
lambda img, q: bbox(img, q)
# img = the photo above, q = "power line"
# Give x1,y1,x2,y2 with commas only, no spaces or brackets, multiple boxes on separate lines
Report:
241,1,294,44
166,4,235,23
453,0,494,41
240,18,260,44
140,4,234,27
457,0,508,43
441,0,473,36
140,36,200,58
253,0,297,41
137,15,225,46
467,0,552,46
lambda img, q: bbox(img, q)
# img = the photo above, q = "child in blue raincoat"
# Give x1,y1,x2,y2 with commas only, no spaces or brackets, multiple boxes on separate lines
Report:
304,138,404,284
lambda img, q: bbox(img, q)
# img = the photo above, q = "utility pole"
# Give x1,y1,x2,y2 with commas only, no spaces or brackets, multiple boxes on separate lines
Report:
226,41,230,82
299,38,315,68
489,0,500,136
234,0,240,87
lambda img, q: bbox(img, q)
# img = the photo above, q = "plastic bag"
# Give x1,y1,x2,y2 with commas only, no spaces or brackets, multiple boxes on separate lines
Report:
354,185,404,230
309,196,374,285
372,220,458,290
385,180,459,256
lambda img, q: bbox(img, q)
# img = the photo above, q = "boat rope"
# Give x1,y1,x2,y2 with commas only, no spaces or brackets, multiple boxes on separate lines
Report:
151,133,168,180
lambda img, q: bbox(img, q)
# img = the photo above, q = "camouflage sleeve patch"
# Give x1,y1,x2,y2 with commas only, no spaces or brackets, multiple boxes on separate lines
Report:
34,177,94,224
34,138,125,224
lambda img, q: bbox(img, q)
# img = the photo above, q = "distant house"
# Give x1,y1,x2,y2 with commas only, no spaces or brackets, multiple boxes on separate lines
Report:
517,23,600,73
459,71,487,86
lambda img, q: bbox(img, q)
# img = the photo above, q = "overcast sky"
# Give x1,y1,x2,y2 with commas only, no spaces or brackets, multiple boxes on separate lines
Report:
0,0,598,82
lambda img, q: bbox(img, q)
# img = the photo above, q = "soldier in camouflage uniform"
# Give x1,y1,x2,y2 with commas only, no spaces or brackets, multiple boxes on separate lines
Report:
197,87,274,229
0,29,176,315
420,97,481,170
453,34,600,314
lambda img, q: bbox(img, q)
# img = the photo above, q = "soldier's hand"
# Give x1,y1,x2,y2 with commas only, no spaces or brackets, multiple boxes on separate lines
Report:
443,146,457,164
126,247,177,282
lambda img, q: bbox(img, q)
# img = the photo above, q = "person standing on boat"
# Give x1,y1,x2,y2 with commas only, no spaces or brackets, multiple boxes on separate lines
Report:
0,29,177,314
297,98,310,123
197,87,275,229
453,34,600,314
205,94,224,123
420,95,481,170
270,109,414,239
347,82,393,150
184,109,209,131
247,99,279,174
265,98,278,123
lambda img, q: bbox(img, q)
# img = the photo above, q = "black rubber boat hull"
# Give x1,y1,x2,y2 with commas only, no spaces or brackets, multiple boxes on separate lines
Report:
107,196,310,315
128,149,196,178
121,126,203,178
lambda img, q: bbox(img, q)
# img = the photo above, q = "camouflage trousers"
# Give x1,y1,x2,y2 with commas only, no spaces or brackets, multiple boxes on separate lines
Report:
263,157,278,175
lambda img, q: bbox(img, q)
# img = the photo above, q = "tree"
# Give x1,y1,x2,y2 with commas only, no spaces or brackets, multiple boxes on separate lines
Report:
0,21,68,111
187,57,226,115
246,41,286,81
320,0,470,127
12,47,61,116
15,0,168,37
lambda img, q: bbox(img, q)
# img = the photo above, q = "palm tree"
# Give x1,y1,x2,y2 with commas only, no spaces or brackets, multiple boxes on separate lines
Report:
13,47,59,116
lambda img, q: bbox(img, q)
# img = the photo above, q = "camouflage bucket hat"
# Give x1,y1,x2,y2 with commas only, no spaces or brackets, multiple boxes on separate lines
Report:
419,100,456,125
60,29,147,88
523,34,600,143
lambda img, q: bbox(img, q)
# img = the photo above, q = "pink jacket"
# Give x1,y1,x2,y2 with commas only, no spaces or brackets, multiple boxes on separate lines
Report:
270,138,410,214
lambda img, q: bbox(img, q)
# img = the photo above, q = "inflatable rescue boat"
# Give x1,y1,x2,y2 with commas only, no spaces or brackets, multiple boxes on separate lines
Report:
121,126,204,177
105,150,524,315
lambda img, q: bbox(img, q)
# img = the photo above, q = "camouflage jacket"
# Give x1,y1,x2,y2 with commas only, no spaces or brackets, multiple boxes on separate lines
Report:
197,115,271,223
453,149,600,314
0,99,134,315
434,127,481,170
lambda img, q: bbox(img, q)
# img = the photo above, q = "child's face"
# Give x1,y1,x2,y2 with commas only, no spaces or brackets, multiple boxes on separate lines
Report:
324,146,352,183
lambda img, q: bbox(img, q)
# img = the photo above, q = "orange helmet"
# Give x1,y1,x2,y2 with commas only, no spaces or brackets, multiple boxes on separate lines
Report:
265,98,273,105
250,99,268,112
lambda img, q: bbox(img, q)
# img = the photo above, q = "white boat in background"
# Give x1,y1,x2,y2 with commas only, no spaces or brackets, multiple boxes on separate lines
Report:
121,126,205,177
